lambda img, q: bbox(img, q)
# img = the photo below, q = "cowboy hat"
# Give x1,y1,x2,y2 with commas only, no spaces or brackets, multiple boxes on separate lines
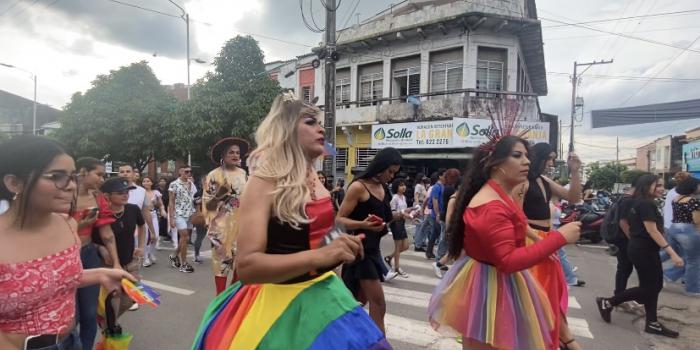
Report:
210,137,250,165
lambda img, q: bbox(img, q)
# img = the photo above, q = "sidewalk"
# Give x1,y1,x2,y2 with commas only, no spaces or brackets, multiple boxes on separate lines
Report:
646,282,700,350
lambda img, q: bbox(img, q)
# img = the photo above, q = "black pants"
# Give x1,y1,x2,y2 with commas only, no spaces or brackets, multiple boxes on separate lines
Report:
610,240,663,323
159,216,169,237
613,238,635,296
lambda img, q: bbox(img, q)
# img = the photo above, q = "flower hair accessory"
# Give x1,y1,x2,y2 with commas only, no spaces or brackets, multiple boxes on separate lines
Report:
478,98,531,162
281,90,296,103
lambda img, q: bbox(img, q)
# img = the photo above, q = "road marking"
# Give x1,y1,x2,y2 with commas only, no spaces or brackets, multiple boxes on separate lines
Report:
391,258,435,270
402,250,433,259
383,285,431,309
141,279,195,296
387,273,439,288
576,244,609,249
568,316,594,339
569,296,581,309
383,313,461,350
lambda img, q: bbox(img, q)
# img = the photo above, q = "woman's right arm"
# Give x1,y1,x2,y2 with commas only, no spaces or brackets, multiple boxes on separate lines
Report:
336,182,384,232
235,176,364,284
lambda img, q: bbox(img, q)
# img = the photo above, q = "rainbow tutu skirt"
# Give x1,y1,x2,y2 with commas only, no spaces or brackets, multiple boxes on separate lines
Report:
428,257,555,350
192,271,392,350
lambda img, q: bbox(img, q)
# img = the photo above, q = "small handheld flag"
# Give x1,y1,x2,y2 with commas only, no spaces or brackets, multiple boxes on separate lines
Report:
121,279,161,308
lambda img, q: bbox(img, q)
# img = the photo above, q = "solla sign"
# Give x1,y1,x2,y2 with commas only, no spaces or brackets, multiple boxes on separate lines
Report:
370,118,549,149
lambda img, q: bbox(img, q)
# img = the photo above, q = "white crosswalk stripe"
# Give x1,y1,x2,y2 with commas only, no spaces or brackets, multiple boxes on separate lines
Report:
380,246,595,348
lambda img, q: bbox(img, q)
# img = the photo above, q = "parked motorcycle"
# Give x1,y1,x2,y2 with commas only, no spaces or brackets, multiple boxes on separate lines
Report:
560,203,605,243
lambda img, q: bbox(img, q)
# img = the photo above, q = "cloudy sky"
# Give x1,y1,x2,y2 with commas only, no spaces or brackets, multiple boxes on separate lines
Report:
1,0,699,162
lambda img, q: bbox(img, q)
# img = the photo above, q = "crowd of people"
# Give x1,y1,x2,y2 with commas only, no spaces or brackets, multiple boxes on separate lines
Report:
1,90,699,350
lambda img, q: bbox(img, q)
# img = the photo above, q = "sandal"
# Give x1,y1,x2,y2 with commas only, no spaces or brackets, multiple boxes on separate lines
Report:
559,338,576,350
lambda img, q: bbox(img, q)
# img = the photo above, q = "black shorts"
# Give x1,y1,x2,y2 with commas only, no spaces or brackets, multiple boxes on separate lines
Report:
341,251,385,299
390,220,408,240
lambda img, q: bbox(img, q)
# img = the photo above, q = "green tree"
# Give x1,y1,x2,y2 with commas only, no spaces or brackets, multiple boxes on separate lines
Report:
586,162,628,191
165,35,281,165
53,62,178,170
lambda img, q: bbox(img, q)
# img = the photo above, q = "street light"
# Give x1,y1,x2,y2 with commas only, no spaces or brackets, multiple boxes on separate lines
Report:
0,63,37,135
167,0,191,100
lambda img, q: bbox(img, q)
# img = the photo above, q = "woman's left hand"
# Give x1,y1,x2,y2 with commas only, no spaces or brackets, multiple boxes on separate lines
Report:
99,268,137,293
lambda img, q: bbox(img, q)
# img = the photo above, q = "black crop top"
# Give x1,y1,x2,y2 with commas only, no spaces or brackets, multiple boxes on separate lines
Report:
348,181,392,253
523,176,553,221
266,197,334,283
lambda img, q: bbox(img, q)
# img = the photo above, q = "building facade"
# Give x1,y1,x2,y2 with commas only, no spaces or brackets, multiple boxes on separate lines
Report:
268,0,551,182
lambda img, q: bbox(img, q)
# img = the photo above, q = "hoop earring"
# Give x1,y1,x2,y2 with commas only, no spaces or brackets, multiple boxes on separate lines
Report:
12,192,20,201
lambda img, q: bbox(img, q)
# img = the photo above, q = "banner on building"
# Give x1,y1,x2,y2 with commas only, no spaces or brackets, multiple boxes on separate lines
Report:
371,120,454,149
371,118,549,149
682,140,700,174
452,118,549,147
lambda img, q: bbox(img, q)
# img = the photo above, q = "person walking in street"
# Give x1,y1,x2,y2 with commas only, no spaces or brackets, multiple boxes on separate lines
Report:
433,168,460,277
141,176,166,267
331,178,346,212
191,93,391,349
429,134,582,350
95,177,147,312
157,177,171,245
664,176,700,296
338,147,404,334
551,199,584,287
661,171,691,279
384,178,412,277
412,175,430,251
522,142,584,350
192,177,207,265
168,165,197,273
118,165,157,241
0,136,134,350
425,170,445,259
596,174,684,338
202,137,249,294
73,157,119,350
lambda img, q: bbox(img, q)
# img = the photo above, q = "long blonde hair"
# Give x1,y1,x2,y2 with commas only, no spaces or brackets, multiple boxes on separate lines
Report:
249,94,321,229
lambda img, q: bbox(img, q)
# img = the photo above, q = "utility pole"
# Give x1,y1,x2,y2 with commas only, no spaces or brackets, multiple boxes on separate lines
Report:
323,0,337,180
569,59,613,152
32,75,37,135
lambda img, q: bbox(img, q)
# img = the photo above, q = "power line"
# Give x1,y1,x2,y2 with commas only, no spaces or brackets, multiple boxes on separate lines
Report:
546,71,700,82
539,16,700,54
300,0,325,33
545,25,700,41
542,8,700,29
336,0,360,42
619,33,700,106
105,0,180,18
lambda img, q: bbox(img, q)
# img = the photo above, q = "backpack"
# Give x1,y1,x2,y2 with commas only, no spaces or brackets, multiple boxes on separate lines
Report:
600,195,627,243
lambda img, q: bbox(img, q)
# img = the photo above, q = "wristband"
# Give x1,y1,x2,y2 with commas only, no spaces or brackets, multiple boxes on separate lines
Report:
661,244,670,249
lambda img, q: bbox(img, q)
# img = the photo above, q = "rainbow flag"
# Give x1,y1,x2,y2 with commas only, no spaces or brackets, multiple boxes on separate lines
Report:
121,279,161,308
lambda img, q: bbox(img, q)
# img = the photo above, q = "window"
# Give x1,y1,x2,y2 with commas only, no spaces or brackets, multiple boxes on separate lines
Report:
516,56,531,93
476,47,507,91
359,73,383,105
430,61,463,94
335,78,350,105
302,86,312,103
356,148,379,168
323,148,348,173
393,66,420,99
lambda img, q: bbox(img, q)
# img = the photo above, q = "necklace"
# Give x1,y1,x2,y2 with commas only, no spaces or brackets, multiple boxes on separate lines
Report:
307,168,317,200
113,209,125,228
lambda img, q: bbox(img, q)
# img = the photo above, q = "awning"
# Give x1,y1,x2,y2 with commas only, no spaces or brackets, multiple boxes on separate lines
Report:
591,98,700,128
401,152,473,160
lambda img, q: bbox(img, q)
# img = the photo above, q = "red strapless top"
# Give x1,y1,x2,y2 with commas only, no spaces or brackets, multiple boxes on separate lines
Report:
0,239,83,334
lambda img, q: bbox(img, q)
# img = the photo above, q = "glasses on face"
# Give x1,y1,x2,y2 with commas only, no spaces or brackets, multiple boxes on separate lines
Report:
40,172,78,190
183,170,191,174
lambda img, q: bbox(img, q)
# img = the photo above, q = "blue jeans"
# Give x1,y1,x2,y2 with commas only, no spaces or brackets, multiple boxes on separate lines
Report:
436,221,447,261
558,247,578,285
416,215,435,249
664,223,700,293
75,244,100,350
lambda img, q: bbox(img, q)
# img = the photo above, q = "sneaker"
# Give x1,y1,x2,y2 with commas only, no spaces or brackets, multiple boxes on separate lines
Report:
169,254,181,268
425,252,436,260
433,262,444,279
644,322,679,338
128,303,139,311
384,256,392,268
142,258,153,268
569,280,586,287
383,271,398,282
595,297,612,323
179,263,194,273
194,256,204,264
396,268,409,278
572,266,578,272
414,246,426,252
148,253,156,264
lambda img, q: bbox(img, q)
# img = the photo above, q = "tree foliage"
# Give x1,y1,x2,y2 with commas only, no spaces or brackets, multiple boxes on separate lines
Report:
164,35,281,165
586,162,628,191
53,62,178,170
620,169,647,185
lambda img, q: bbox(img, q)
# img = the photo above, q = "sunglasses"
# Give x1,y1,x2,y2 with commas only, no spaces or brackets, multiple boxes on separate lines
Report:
40,172,78,190
183,169,191,173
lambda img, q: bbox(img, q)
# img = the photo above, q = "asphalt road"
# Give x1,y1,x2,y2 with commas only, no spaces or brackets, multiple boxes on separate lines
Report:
116,227,697,350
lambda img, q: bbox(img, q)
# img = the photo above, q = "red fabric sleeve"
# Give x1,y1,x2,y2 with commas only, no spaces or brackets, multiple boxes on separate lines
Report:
483,209,567,274
94,194,116,228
